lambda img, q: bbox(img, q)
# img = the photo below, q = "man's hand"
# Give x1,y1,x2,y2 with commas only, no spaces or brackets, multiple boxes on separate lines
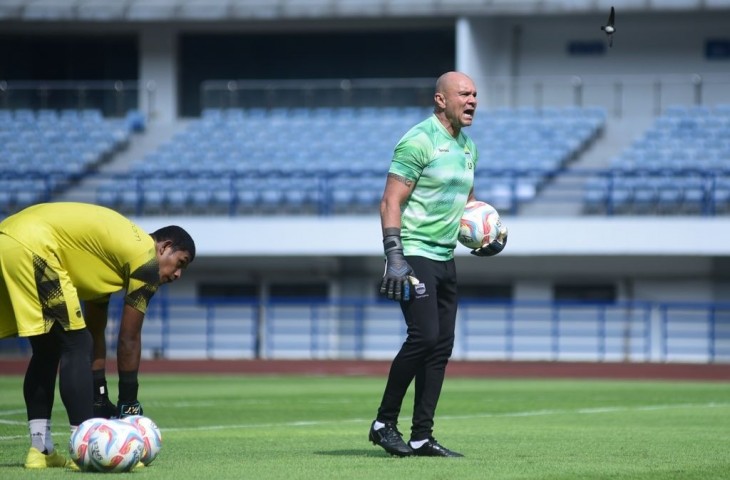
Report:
93,394,117,419
92,372,116,418
471,228,508,257
117,370,141,418
117,400,144,418
379,232,415,301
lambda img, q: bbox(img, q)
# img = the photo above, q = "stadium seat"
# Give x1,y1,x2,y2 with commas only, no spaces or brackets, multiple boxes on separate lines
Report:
583,177,610,214
96,105,606,215
680,176,707,214
606,177,633,214
592,103,730,214
712,177,730,213
631,180,658,213
655,179,683,214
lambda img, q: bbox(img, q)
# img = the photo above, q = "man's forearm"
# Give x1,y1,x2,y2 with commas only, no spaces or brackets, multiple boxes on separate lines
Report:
116,334,141,373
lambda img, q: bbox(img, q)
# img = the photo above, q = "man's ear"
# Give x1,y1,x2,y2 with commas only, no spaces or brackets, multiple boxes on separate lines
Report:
157,239,173,255
434,92,446,109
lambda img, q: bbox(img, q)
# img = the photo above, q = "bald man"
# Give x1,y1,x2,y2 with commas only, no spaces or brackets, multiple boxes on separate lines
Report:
369,72,507,457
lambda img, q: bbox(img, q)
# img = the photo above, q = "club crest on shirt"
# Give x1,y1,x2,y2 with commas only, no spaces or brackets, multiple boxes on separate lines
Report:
464,148,473,169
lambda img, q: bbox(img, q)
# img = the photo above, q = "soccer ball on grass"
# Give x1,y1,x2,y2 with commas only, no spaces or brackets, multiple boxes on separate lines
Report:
120,415,162,465
69,417,107,471
86,419,145,472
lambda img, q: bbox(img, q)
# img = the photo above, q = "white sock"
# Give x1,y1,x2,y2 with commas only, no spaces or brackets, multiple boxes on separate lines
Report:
372,421,385,430
45,421,55,453
28,419,49,453
410,439,428,449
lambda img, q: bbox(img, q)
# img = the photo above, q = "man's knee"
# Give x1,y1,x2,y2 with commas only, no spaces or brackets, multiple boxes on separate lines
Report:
59,325,92,353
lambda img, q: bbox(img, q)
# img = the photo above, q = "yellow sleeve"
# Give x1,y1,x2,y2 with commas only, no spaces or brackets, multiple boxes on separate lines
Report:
124,250,159,314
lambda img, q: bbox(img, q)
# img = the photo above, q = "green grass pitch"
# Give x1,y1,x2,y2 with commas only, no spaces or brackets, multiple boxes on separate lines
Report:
1,374,729,479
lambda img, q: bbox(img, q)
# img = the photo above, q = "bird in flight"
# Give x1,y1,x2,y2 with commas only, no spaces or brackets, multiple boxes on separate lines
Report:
600,6,616,48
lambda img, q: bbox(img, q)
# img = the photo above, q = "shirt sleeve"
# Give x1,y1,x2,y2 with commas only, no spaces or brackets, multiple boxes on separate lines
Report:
123,251,159,314
388,132,432,182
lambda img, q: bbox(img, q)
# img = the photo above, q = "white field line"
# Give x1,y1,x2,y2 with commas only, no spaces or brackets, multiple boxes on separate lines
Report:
0,409,26,417
0,402,728,441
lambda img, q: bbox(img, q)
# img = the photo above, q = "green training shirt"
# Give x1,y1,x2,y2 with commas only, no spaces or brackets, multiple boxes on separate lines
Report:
388,114,477,261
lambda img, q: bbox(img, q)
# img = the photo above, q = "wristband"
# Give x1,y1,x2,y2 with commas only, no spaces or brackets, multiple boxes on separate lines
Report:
383,228,403,255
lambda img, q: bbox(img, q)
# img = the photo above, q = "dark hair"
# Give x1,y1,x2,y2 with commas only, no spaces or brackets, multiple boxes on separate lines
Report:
151,225,196,262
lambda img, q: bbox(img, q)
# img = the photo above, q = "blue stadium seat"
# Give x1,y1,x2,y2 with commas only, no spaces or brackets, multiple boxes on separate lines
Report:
602,104,730,214
712,176,730,213
189,188,212,212
631,177,658,213
145,188,167,212
165,188,189,213
583,176,610,214
606,176,634,214
234,189,257,210
99,105,610,216
655,177,683,214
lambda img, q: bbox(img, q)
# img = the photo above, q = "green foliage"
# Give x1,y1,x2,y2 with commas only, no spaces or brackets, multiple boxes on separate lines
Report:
1,375,729,479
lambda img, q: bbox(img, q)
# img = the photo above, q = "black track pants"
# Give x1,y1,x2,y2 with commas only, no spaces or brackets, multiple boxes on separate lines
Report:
376,256,458,441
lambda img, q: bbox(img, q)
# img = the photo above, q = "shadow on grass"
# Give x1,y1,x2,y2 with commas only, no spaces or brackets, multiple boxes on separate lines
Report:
313,449,397,458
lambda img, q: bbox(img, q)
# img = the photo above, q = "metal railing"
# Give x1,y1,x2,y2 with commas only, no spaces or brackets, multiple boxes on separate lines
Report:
0,80,155,118
201,74,730,117
483,73,730,118
86,169,730,218
200,77,437,110
5,297,724,363
2,74,728,118
3,169,730,219
101,297,730,363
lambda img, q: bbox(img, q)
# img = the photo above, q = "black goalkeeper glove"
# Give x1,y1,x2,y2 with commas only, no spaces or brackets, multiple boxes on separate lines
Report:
117,370,142,418
94,395,117,419
471,228,508,257
117,400,144,418
379,229,416,301
92,371,117,418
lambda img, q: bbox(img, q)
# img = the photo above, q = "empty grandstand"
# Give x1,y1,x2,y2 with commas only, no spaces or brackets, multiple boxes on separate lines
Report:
584,104,730,215
0,107,132,215
1,1,730,364
87,104,605,216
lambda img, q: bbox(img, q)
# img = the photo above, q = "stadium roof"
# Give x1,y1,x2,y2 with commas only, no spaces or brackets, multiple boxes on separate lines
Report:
1,0,729,22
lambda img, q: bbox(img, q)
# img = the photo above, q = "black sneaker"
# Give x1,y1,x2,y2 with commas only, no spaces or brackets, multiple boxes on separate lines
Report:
410,438,463,457
369,421,413,457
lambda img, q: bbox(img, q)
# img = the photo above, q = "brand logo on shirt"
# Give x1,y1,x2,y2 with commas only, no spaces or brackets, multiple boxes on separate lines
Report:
436,142,451,155
129,222,142,242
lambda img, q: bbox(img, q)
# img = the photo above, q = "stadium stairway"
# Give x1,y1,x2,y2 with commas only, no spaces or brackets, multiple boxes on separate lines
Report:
518,114,656,217
58,121,186,204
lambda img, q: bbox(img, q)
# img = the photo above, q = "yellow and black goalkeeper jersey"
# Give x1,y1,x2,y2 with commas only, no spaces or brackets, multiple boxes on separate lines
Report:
0,202,159,313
